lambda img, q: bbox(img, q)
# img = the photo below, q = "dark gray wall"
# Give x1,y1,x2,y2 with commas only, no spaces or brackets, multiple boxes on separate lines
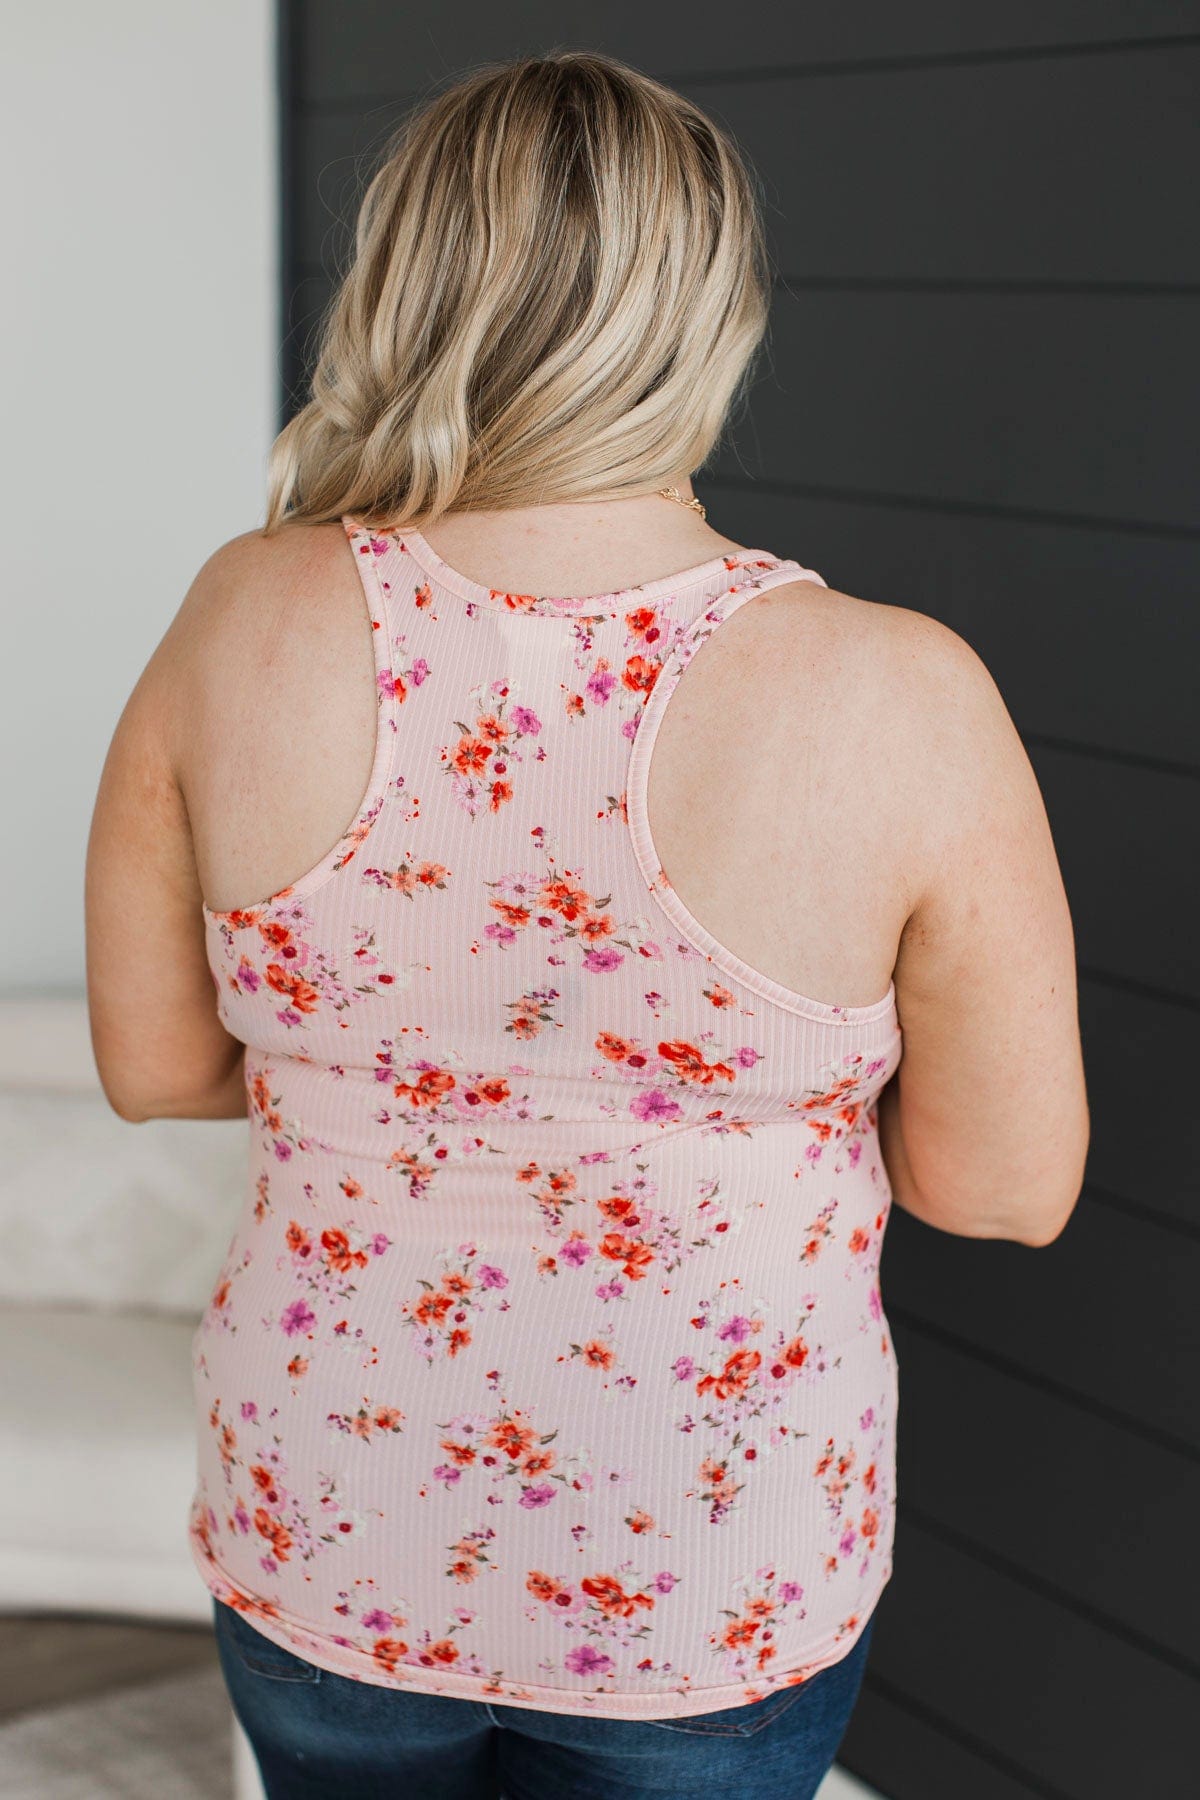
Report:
279,7,1199,1794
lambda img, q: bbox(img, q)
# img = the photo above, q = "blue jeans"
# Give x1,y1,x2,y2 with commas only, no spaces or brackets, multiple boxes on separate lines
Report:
212,1595,876,1799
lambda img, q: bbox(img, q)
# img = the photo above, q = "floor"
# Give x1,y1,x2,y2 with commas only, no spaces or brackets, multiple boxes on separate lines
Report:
0,1610,216,1724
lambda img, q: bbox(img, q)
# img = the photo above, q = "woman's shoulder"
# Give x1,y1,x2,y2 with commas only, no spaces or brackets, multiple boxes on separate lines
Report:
734,570,998,734
737,573,1019,888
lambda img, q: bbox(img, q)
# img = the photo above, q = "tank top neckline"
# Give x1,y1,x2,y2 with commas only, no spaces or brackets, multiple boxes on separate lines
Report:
341,514,802,616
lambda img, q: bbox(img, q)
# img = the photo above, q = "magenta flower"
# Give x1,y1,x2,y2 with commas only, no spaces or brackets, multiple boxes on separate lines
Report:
582,947,623,973
630,1088,682,1124
671,1355,696,1382
778,1581,804,1603
478,1263,508,1289
564,1644,614,1676
585,669,616,706
280,1298,315,1336
560,1237,593,1267
511,704,542,735
518,1483,556,1509
652,1570,679,1594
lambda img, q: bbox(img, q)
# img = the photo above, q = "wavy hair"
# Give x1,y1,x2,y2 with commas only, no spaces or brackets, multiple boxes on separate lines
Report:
264,48,773,533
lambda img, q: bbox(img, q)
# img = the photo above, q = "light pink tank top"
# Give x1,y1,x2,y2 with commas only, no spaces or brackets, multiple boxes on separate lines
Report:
188,516,902,1720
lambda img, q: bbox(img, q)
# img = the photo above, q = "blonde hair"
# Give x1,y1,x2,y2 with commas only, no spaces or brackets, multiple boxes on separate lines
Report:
264,48,773,534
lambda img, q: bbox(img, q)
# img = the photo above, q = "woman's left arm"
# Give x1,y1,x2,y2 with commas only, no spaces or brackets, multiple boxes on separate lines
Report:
85,556,247,1124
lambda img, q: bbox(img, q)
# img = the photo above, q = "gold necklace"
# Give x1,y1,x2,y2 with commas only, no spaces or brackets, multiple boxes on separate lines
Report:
656,485,707,520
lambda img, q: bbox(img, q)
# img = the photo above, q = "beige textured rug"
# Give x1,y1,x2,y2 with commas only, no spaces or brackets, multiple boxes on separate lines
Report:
0,1663,232,1799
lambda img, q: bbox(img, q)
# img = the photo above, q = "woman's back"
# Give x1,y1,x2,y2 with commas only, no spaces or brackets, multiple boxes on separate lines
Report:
186,512,910,1012
179,509,909,1715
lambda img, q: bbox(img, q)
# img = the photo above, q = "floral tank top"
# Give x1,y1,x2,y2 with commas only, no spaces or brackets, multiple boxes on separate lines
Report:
188,514,903,1721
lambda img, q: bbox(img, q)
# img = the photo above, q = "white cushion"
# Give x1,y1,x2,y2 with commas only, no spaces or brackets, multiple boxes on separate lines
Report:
0,1091,246,1316
0,1303,210,1622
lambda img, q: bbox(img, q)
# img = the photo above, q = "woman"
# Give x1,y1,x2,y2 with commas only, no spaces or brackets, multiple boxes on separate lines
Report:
85,48,1089,1800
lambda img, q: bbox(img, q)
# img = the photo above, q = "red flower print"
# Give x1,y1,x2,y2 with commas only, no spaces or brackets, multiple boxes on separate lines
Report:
393,1068,456,1108
622,654,659,696
580,1573,655,1621
696,1347,762,1401
526,1570,564,1602
264,965,321,1013
658,1040,736,1085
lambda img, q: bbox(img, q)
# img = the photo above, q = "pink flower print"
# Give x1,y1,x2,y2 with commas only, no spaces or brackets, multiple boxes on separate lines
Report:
672,1356,696,1383
401,1248,509,1362
235,957,260,993
585,665,617,706
582,947,623,973
510,704,541,734
518,1483,557,1509
446,1525,496,1584
564,1643,614,1676
435,1404,568,1507
280,1299,315,1337
629,1089,682,1124
711,1571,809,1678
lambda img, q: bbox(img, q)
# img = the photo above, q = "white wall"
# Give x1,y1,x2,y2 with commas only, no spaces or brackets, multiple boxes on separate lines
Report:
0,0,276,994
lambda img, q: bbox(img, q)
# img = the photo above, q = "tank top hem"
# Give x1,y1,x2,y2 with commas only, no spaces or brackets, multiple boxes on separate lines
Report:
190,1524,892,1721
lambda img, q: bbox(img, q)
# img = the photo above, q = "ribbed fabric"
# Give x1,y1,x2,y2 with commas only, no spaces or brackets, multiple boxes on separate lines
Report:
187,516,903,1720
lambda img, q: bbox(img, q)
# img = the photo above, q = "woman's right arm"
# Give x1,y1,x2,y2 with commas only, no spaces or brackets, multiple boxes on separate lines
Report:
876,609,1090,1248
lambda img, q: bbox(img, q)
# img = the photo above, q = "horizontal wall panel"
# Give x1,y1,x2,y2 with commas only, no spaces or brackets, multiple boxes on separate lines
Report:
715,290,1199,531
872,1521,1199,1798
846,1673,1075,1800
687,44,1200,285
700,481,1200,768
882,1199,1200,1451
295,42,1200,308
299,5,1197,105
1076,981,1197,1227
889,1322,1200,1661
1032,745,1199,999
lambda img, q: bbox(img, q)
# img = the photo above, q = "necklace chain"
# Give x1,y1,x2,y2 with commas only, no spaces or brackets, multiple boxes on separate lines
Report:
656,485,707,521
